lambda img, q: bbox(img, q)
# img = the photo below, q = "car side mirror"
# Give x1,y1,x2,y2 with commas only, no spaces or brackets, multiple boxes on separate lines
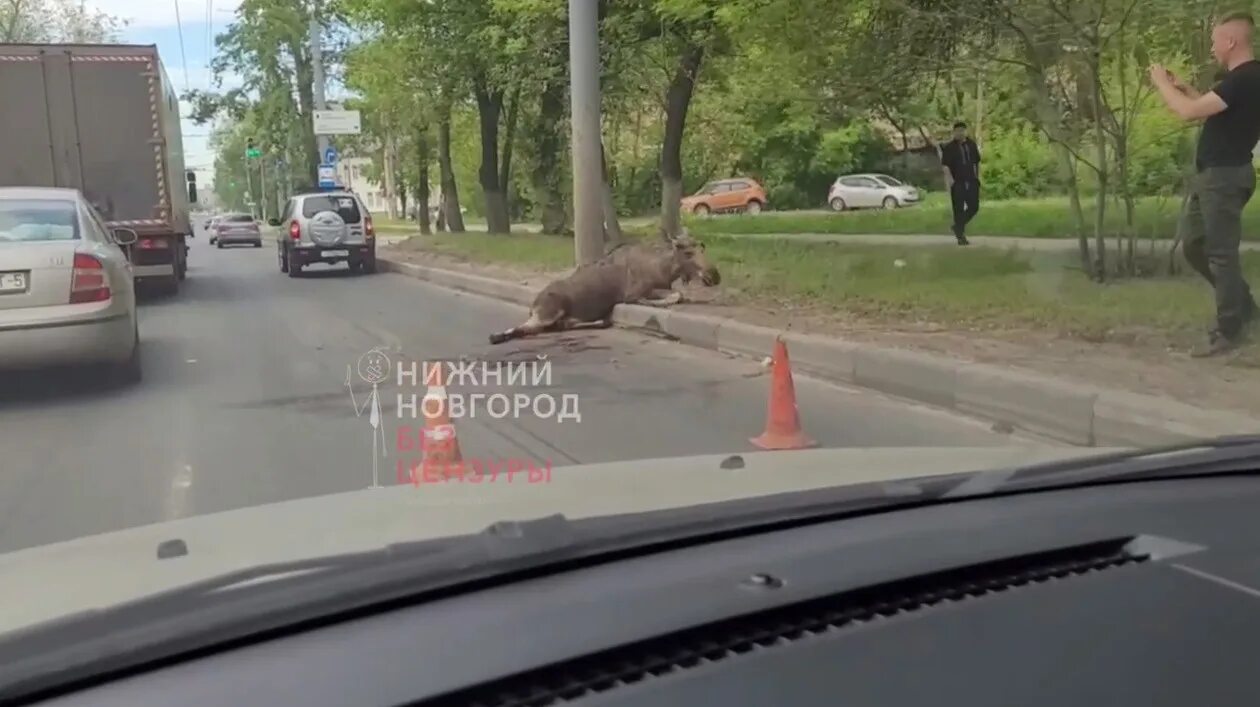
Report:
112,227,138,246
267,218,281,227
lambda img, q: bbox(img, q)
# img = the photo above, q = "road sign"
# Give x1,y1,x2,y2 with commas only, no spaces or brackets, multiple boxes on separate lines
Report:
246,148,262,159
313,110,361,135
324,146,338,165
318,164,337,189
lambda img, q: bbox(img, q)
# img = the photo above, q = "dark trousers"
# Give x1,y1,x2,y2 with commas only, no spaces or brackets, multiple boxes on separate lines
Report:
950,180,980,237
1179,164,1257,339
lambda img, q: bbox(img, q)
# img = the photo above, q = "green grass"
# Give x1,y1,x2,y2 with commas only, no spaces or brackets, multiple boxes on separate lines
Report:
391,231,1234,344
684,192,1260,241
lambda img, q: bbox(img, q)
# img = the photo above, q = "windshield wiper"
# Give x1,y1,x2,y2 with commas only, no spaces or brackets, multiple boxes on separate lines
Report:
942,434,1260,498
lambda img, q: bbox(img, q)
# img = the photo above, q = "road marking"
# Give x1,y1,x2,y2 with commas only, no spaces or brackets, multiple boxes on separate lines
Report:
186,359,198,363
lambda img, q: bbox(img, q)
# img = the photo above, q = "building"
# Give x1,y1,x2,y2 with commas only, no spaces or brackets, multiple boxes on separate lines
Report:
335,156,389,213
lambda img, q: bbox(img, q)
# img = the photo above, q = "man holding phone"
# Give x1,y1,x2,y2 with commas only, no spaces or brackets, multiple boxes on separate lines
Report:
1151,12,1260,357
939,121,981,246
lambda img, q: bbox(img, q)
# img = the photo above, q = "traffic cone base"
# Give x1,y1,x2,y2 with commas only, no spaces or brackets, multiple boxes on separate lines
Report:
750,338,817,451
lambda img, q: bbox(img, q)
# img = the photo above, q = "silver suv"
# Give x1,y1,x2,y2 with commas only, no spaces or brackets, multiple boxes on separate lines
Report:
271,190,376,277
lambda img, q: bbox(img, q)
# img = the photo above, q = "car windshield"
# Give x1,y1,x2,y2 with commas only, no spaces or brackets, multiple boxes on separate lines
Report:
2,0,1255,646
302,195,362,221
0,199,78,242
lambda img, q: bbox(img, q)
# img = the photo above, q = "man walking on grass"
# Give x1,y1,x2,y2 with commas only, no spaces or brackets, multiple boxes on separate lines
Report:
940,121,981,246
1152,11,1260,357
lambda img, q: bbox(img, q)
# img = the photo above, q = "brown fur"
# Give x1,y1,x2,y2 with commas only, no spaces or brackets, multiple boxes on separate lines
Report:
489,228,720,345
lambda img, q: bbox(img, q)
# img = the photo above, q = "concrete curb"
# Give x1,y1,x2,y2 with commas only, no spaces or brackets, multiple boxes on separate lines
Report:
379,255,1260,446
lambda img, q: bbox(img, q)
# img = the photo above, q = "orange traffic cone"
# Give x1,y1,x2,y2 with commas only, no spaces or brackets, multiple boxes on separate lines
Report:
419,362,463,481
750,337,817,450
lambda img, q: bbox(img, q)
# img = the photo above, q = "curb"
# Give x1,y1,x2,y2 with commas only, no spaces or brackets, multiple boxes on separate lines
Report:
379,256,1260,447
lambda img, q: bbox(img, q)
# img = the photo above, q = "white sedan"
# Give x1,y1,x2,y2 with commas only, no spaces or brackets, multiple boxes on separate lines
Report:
0,187,141,383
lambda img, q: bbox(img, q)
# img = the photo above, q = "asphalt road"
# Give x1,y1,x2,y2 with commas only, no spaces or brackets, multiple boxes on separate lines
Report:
0,226,1056,554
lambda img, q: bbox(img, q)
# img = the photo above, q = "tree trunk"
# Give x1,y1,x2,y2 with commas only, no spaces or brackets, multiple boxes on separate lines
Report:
416,126,432,235
600,142,622,245
1024,61,1091,278
1090,54,1108,282
499,83,522,224
290,40,319,185
382,136,399,219
659,41,705,238
474,76,510,234
531,78,568,235
437,107,465,233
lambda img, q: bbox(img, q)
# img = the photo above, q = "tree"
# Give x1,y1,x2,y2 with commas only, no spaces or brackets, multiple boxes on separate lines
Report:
3,0,123,41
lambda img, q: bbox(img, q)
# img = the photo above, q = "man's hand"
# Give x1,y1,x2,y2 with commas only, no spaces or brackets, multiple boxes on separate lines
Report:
1149,64,1173,88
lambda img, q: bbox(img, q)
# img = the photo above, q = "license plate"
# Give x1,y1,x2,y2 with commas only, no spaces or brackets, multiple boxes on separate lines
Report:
0,271,27,294
322,250,350,258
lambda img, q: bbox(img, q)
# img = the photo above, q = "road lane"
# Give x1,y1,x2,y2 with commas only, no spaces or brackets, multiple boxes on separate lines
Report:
0,232,1057,554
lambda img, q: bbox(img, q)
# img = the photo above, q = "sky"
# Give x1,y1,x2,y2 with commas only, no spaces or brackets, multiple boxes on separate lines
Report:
87,0,244,184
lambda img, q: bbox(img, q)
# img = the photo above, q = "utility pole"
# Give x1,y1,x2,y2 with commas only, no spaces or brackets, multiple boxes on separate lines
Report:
310,1,330,164
568,0,603,266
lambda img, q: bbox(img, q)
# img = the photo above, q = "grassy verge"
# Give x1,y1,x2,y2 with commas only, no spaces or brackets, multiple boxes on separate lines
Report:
389,231,1235,343
683,192,1260,241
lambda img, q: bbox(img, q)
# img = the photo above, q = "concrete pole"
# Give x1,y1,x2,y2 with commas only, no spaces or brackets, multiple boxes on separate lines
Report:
568,0,603,266
310,8,330,161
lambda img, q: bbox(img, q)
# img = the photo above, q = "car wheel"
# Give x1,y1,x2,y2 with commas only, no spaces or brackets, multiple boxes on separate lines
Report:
693,204,711,216
216,241,224,249
254,241,263,248
363,252,377,274
288,260,302,278
830,197,847,212
107,328,142,386
882,196,899,210
745,200,763,215
278,249,289,273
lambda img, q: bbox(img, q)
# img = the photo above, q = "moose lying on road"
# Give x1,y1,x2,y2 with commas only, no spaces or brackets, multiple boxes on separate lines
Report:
488,228,721,345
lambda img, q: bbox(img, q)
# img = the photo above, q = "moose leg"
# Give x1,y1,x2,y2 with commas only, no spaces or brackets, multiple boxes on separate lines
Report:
637,289,683,307
489,308,565,345
563,317,615,331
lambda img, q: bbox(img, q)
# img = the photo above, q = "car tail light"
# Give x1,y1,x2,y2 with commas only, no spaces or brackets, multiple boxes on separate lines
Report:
70,253,110,303
364,215,375,239
138,237,169,250
289,220,301,240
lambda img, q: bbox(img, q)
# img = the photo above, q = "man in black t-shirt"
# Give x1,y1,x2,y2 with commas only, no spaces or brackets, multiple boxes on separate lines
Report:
1152,12,1260,357
939,122,981,246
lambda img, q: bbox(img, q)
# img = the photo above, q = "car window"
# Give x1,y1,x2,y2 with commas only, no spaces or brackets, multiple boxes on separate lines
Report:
875,176,903,186
223,214,255,223
839,177,864,188
301,195,362,222
857,177,881,188
80,203,112,243
0,199,79,242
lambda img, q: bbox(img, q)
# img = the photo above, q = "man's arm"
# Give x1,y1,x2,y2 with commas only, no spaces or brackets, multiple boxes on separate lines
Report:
939,143,954,188
1151,65,1228,121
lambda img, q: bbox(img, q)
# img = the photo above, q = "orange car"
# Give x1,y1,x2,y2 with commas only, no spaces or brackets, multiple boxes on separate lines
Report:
680,178,768,216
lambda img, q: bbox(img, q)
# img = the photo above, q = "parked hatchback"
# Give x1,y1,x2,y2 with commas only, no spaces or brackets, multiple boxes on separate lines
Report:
680,178,768,216
828,174,921,211
272,190,376,277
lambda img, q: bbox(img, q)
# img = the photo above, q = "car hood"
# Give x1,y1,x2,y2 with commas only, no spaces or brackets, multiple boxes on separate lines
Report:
0,446,1113,635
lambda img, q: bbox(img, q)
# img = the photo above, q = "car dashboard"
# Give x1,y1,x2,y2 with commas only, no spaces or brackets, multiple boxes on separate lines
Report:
26,474,1260,707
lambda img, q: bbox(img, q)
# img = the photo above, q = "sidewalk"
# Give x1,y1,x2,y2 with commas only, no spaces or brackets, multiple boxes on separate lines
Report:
375,244,1260,447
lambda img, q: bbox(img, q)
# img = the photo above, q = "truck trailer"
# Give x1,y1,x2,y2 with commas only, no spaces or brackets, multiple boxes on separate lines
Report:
0,43,196,294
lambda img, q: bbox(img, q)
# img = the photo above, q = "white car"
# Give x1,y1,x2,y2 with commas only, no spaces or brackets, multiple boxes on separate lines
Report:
0,187,141,382
828,173,922,211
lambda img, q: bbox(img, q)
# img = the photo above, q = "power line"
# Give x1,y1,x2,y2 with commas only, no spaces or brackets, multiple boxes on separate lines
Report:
205,0,214,73
173,0,191,92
